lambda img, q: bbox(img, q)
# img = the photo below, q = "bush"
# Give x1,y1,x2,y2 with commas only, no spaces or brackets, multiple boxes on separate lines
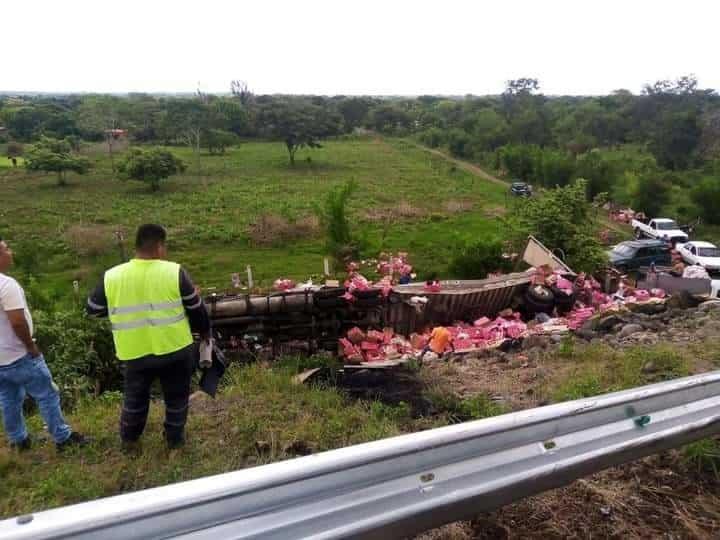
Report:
316,180,363,261
632,173,673,217
446,129,472,158
118,148,186,191
419,127,445,148
448,239,513,279
496,144,540,181
691,177,720,224
33,305,120,406
510,179,606,273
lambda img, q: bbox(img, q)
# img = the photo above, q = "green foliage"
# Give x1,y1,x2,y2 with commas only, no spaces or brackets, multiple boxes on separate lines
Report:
24,136,90,186
419,127,445,148
683,438,720,479
446,128,472,158
632,173,673,217
448,239,513,279
496,144,539,181
691,177,720,224
118,148,186,191
6,141,23,158
510,179,606,272
258,99,343,165
316,179,362,260
33,305,119,406
203,129,238,155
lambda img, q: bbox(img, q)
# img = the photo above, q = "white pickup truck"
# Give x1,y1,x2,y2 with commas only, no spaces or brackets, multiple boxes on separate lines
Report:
631,217,689,244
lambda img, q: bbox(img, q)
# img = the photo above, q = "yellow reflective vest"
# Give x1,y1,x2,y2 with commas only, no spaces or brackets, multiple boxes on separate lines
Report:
104,259,192,361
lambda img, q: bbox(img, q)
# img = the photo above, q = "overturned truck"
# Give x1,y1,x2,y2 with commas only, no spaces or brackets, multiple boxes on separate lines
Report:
205,237,572,365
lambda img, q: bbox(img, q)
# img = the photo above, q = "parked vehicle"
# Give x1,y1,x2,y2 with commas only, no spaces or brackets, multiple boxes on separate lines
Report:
608,239,671,273
510,181,532,197
676,241,720,276
631,217,689,244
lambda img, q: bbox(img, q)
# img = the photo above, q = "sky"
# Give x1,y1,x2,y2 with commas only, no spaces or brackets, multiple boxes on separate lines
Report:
3,0,719,96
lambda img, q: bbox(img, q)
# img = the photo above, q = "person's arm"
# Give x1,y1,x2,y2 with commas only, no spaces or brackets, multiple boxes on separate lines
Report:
6,310,40,357
179,268,211,340
0,280,40,357
86,276,109,318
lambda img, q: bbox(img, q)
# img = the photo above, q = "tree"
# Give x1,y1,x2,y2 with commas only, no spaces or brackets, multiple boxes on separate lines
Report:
691,177,720,224
259,99,342,165
203,129,238,155
315,180,362,260
632,173,672,217
648,110,702,169
6,141,23,167
337,97,373,133
118,148,186,191
447,129,472,158
510,179,606,272
77,96,126,172
24,137,90,186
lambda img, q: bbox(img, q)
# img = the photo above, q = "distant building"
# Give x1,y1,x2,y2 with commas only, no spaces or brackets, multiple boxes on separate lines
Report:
104,129,128,140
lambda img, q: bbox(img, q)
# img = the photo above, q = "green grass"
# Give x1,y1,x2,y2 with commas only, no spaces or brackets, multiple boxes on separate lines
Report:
0,363,407,517
0,137,507,294
0,156,24,168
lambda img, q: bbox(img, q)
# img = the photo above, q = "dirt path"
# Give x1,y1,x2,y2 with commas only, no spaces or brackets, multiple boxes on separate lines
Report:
410,140,632,240
407,141,509,187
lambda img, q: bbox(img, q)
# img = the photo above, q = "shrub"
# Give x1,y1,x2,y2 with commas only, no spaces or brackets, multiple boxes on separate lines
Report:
118,148,186,191
316,180,363,261
34,305,120,406
448,239,513,279
446,129,472,158
419,128,445,148
691,177,720,224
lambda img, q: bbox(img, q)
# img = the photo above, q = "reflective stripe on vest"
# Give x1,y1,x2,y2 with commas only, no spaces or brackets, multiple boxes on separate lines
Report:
104,259,192,361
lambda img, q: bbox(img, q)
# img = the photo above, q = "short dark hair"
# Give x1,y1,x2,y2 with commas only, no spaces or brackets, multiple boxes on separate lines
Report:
135,224,167,250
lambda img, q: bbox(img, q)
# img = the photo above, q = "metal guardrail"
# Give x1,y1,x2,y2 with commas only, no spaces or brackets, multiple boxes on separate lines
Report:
3,371,720,540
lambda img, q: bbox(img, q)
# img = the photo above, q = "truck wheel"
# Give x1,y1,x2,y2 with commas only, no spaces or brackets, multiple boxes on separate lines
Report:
634,228,643,239
526,284,554,305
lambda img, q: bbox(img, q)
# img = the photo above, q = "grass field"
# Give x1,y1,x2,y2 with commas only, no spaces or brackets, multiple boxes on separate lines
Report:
0,137,508,295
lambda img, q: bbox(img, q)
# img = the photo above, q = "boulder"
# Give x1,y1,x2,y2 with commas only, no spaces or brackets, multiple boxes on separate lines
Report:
698,300,720,312
627,301,667,315
666,291,703,310
596,314,625,332
618,323,644,338
522,334,549,350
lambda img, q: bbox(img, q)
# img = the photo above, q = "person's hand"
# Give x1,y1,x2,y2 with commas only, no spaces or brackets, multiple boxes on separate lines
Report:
28,343,41,358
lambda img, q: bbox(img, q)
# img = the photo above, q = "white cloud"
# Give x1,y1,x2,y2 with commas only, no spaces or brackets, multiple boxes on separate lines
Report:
4,0,718,95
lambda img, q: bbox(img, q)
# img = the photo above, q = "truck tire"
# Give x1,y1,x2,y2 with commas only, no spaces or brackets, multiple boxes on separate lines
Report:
526,284,554,305
524,285,555,317
551,286,576,314
634,228,643,239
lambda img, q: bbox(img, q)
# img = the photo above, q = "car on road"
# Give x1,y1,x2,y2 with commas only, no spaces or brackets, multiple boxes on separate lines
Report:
510,181,532,197
631,217,689,244
676,241,720,276
608,239,671,273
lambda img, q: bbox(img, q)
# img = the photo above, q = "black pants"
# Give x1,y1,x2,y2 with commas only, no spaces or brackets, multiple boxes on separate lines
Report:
120,345,194,445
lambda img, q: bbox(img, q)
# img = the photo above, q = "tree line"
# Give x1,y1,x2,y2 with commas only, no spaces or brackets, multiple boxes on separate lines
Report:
2,77,720,219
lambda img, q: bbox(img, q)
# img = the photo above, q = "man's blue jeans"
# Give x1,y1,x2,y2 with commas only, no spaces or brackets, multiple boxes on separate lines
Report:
0,353,72,444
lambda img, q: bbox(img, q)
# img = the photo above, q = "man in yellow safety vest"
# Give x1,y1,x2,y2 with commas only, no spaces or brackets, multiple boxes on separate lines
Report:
87,224,210,450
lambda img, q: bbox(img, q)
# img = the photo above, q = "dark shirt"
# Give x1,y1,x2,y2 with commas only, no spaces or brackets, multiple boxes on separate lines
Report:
86,265,211,337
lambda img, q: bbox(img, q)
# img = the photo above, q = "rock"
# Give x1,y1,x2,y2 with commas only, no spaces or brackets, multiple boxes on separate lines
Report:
284,440,313,456
522,335,549,350
612,323,624,333
618,323,644,338
627,301,667,315
255,440,271,454
666,291,703,310
699,300,720,312
642,360,657,373
596,314,625,332
575,328,598,341
549,334,564,344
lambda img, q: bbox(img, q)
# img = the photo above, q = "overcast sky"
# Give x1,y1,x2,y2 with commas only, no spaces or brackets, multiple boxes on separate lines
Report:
4,0,718,96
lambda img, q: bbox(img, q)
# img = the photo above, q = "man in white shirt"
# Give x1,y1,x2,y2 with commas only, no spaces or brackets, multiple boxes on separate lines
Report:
0,237,87,451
